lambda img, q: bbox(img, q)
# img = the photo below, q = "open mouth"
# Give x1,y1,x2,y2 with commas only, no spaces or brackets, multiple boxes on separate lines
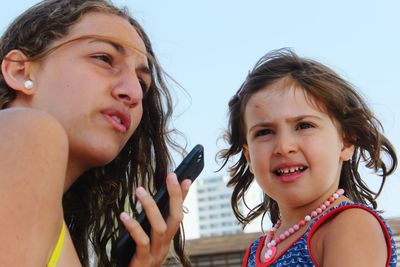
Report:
101,108,131,133
110,115,122,125
274,166,308,176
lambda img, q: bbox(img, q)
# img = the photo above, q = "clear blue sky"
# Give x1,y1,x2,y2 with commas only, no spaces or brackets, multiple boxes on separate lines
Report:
2,1,399,238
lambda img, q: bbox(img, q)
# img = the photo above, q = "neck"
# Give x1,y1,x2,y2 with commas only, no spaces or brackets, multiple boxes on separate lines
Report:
64,157,87,193
277,188,341,228
262,189,345,263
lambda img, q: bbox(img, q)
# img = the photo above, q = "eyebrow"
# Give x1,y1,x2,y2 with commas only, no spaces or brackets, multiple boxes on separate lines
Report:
248,115,323,132
89,39,152,79
89,39,126,54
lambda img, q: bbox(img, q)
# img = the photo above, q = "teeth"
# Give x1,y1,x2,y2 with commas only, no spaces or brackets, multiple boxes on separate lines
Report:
111,115,122,124
276,166,304,175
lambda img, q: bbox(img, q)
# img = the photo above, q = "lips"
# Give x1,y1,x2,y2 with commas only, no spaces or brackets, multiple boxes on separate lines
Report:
101,108,131,133
272,163,308,182
274,165,307,176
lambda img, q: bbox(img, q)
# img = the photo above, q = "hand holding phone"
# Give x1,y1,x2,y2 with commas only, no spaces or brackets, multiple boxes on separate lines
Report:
111,144,204,266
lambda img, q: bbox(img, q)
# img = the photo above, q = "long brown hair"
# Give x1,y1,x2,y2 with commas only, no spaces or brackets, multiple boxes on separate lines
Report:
219,48,397,228
0,1,190,266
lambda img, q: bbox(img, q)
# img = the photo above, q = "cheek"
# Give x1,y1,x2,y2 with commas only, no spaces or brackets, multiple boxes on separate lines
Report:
248,143,271,174
125,105,143,140
303,135,342,170
133,104,143,128
36,73,82,106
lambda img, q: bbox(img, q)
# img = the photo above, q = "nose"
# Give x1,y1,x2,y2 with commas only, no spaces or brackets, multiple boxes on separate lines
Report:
273,129,298,156
111,72,143,107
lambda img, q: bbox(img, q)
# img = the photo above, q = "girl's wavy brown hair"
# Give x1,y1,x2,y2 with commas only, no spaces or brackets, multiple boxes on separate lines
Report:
219,48,397,228
0,0,190,266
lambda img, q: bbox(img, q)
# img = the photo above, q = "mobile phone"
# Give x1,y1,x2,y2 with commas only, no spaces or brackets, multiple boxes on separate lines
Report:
111,144,204,266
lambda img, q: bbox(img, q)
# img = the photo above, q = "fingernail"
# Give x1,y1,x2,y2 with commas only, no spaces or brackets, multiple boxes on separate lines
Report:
120,212,130,222
171,173,179,184
136,187,147,197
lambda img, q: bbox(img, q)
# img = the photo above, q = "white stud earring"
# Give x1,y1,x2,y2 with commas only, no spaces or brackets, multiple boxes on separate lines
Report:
24,80,34,90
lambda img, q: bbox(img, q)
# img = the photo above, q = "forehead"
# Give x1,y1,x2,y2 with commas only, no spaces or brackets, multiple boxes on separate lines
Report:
244,84,332,126
246,79,327,115
59,12,147,59
247,86,303,114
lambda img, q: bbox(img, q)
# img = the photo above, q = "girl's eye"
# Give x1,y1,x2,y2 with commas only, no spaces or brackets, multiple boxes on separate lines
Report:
255,128,273,137
139,79,150,95
93,54,113,65
297,122,314,130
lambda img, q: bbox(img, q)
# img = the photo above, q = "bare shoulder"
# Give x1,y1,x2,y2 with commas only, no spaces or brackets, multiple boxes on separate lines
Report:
322,206,388,266
0,108,68,266
0,108,69,187
0,107,68,142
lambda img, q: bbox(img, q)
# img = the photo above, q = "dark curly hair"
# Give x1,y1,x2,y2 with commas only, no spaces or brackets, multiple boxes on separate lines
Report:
0,0,190,266
219,48,397,228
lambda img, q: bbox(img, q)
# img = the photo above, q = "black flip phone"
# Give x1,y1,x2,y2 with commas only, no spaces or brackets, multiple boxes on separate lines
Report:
111,144,204,266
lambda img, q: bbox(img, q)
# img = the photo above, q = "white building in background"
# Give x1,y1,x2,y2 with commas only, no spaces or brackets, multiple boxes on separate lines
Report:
197,175,243,237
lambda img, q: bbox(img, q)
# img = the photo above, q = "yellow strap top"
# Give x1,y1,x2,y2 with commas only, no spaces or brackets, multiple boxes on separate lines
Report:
47,222,65,267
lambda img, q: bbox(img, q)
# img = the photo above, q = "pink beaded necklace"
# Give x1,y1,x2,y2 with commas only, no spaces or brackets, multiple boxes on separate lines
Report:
262,188,345,264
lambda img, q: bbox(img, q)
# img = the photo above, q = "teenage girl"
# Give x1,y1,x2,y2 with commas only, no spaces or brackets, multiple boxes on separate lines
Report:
0,1,191,266
219,48,398,266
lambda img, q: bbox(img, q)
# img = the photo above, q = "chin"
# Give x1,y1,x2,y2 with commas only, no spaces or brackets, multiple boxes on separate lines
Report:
70,134,126,168
82,143,123,167
96,148,121,165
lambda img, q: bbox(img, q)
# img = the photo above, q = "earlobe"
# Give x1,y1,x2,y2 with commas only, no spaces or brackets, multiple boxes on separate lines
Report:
340,141,355,161
1,49,35,95
242,144,254,173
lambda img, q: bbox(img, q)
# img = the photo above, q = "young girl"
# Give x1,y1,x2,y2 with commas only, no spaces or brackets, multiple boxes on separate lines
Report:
0,1,191,266
219,48,398,266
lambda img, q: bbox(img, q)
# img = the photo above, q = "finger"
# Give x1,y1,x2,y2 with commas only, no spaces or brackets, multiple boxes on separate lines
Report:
165,173,186,239
119,212,150,260
180,178,192,200
135,187,167,254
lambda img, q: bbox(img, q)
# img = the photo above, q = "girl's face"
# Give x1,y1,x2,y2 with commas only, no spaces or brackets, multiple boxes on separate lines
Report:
14,13,151,171
242,80,354,209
